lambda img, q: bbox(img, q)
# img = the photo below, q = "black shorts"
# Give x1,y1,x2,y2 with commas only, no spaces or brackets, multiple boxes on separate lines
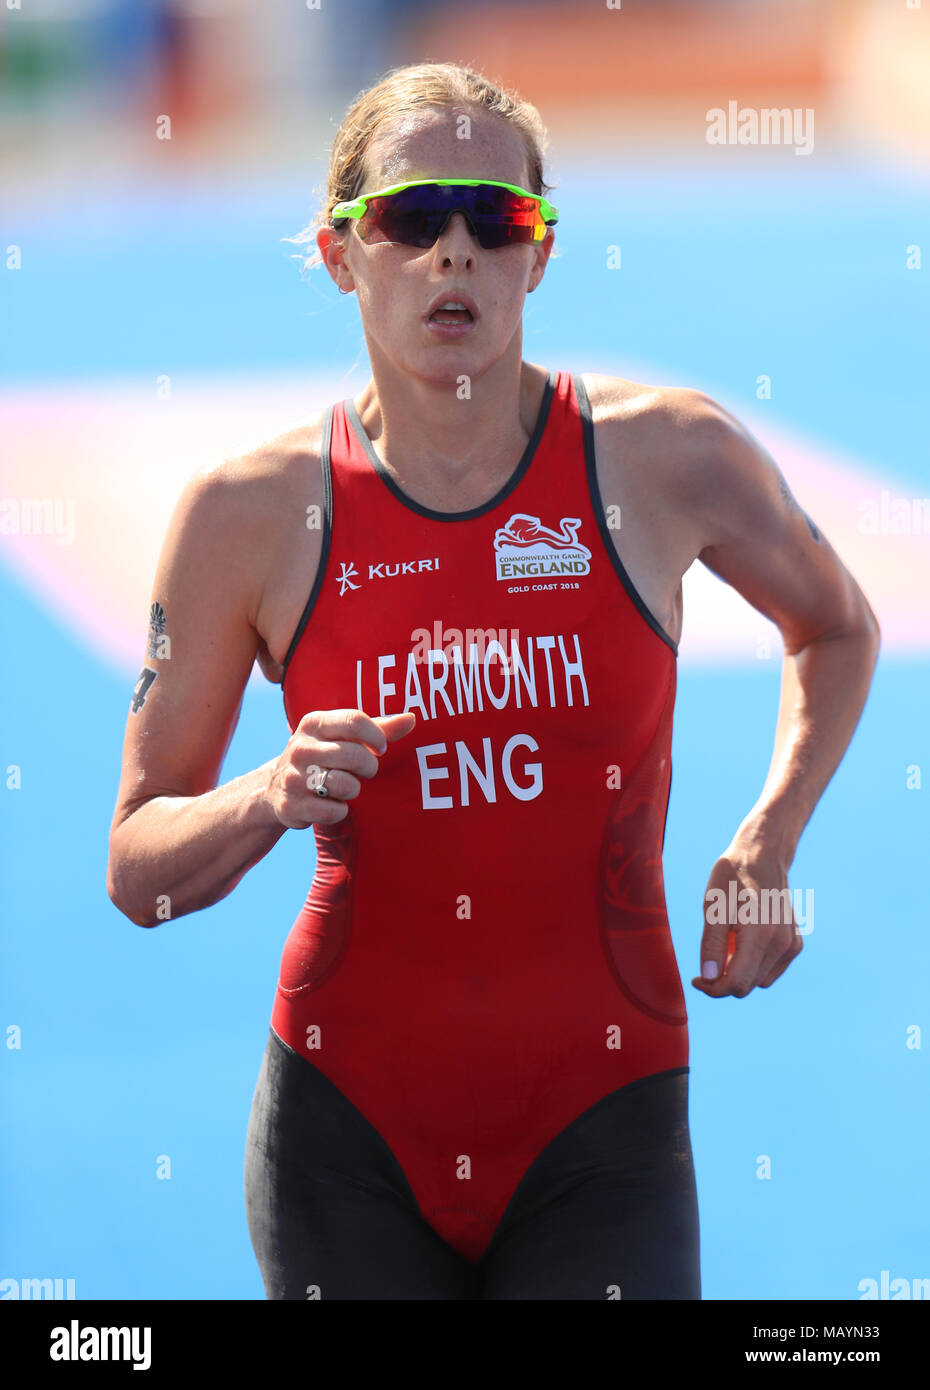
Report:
244,1026,700,1300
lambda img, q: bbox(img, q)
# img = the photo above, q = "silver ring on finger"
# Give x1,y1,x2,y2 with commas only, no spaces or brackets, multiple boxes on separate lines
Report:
315,768,332,798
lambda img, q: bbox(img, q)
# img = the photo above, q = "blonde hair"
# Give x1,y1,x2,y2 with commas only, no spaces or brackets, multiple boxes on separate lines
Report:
286,61,555,275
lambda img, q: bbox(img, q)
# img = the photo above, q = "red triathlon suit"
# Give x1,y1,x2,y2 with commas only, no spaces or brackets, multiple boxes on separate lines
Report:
270,367,688,1265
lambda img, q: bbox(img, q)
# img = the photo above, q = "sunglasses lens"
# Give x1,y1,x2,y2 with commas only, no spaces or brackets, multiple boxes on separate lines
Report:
470,188,546,247
356,184,547,248
357,190,441,246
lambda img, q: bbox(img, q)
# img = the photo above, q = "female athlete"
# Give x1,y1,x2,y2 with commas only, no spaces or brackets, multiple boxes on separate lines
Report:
107,62,880,1300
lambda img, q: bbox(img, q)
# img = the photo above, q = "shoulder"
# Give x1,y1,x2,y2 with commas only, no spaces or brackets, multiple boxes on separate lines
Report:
578,372,736,452
174,408,330,547
203,408,329,506
577,372,760,511
156,410,331,638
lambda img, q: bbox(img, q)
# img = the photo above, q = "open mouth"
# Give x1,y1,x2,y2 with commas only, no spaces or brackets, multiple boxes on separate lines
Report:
428,307,474,324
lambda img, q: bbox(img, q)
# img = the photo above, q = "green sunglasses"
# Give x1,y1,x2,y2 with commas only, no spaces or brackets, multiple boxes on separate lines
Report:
330,178,559,250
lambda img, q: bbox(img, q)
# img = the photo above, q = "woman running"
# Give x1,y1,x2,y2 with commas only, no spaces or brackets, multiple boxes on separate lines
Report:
107,62,880,1300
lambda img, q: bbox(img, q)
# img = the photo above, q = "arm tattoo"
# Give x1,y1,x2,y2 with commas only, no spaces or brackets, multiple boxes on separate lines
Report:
131,601,168,715
779,476,821,542
147,600,168,660
778,475,798,515
131,666,157,714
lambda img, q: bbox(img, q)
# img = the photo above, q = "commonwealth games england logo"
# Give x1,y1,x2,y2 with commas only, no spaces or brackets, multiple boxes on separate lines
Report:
493,513,592,581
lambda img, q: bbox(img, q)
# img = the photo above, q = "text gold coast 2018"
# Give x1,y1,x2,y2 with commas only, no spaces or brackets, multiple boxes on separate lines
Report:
356,630,590,808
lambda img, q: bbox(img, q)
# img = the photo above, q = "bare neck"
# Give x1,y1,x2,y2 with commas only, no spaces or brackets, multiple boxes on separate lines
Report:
352,342,550,509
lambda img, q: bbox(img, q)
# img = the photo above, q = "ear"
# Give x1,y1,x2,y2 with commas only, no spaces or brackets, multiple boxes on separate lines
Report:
317,226,355,295
527,227,555,292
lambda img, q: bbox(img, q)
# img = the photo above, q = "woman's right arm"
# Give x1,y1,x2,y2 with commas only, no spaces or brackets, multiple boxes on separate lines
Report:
106,456,411,929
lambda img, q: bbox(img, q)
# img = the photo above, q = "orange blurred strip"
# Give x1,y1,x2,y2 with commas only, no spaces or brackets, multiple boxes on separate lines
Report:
408,1,836,105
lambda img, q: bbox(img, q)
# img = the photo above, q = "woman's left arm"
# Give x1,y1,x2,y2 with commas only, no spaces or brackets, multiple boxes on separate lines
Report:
668,391,881,999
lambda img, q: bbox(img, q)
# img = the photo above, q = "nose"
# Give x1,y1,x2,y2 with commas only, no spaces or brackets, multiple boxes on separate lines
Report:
435,210,479,255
